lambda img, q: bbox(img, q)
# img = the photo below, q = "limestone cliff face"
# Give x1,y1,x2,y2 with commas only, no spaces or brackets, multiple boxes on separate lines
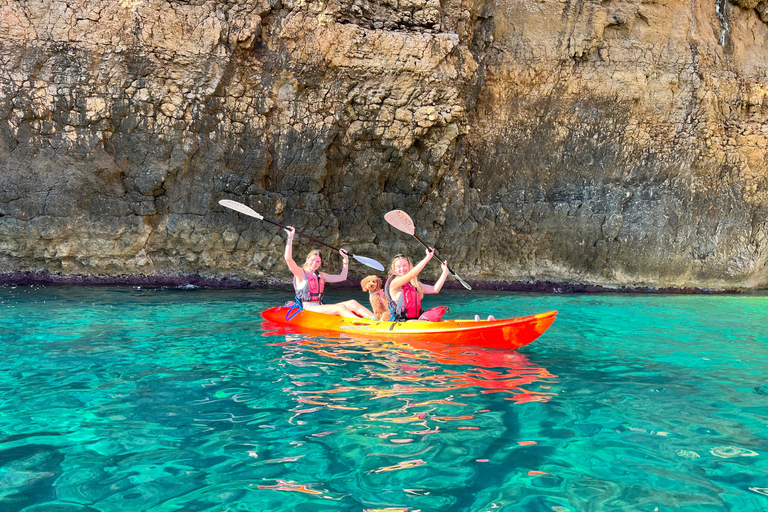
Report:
1,0,767,290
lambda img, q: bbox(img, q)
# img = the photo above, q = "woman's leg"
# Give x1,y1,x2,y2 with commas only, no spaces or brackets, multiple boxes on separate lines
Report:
338,299,375,318
308,303,360,318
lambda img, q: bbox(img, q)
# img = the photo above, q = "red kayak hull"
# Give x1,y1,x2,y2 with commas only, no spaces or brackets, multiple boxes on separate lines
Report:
261,306,557,350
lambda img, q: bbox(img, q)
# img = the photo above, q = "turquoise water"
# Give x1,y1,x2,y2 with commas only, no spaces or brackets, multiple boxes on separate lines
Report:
1,285,767,511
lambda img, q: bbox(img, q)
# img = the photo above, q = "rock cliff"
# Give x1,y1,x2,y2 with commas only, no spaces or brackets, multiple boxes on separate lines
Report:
1,0,767,290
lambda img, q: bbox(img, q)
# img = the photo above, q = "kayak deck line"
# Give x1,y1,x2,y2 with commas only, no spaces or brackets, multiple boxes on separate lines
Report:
261,306,557,350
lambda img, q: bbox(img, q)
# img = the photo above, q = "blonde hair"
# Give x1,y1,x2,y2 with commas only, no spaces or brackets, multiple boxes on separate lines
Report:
303,250,323,271
389,255,424,298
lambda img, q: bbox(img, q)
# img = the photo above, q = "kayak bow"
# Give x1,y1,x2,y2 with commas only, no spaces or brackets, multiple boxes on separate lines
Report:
261,306,557,350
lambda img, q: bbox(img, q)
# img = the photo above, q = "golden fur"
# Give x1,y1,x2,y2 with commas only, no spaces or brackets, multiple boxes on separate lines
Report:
361,276,390,321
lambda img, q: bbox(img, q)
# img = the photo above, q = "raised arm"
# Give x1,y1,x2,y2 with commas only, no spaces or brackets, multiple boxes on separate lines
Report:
283,227,305,281
422,260,450,294
322,249,350,283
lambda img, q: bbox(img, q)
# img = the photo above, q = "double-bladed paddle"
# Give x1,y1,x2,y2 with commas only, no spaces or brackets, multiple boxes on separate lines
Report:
219,199,385,271
384,210,472,290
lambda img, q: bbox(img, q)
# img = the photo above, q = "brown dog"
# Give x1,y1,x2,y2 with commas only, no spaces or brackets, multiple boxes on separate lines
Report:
361,276,390,321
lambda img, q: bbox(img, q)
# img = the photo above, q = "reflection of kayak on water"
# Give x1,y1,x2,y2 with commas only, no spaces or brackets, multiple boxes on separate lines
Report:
270,333,560,403
261,305,557,350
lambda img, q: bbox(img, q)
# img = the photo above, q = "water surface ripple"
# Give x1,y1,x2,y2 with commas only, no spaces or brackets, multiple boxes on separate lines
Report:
0,286,766,511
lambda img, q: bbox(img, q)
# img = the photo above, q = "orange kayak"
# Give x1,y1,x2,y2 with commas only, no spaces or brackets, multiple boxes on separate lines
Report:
261,306,557,350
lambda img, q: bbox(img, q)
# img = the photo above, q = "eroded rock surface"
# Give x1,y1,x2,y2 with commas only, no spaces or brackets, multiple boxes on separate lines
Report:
1,0,767,290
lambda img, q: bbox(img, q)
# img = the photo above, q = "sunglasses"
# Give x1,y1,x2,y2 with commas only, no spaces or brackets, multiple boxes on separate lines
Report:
393,254,408,259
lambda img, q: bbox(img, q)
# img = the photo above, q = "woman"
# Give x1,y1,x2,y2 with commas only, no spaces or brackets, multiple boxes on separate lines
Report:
385,248,450,321
284,226,375,318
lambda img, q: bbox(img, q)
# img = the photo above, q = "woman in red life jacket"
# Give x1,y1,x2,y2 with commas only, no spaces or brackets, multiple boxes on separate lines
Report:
283,226,375,319
385,248,449,321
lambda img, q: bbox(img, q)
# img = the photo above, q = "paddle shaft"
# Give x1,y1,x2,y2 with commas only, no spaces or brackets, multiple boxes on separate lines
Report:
219,199,384,270
409,232,461,281
259,217,349,256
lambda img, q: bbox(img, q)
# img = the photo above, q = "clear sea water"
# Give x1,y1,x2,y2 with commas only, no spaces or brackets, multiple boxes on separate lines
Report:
1,285,766,512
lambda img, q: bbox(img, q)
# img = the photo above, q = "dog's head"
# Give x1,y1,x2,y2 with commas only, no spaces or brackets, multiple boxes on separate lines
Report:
361,275,383,293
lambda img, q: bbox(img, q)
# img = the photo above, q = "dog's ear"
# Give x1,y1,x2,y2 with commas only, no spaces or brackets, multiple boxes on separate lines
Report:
375,277,382,288
360,277,368,290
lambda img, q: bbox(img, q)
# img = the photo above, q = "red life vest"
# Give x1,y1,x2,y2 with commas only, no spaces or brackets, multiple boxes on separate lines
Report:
384,274,422,320
294,270,324,303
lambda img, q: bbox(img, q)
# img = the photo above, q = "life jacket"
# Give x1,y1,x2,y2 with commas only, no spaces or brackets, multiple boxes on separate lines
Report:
294,270,324,304
384,274,422,320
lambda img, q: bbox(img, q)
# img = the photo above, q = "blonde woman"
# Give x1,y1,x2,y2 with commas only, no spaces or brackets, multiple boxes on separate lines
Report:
283,226,375,318
385,248,449,321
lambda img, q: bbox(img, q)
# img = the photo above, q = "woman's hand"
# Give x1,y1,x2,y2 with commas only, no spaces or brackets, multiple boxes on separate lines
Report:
339,249,350,267
424,247,435,261
323,248,350,283
424,259,450,294
284,226,296,240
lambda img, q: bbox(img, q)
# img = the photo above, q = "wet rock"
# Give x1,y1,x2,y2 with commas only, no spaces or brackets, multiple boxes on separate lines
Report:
0,0,767,290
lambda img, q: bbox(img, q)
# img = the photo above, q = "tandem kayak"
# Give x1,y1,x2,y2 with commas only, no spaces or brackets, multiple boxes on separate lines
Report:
261,305,557,350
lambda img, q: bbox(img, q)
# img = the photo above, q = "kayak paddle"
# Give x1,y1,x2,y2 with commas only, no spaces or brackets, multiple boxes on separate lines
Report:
219,199,385,272
384,209,472,290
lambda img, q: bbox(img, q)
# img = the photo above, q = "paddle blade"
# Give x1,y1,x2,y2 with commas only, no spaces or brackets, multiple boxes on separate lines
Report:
384,210,416,235
452,270,472,290
352,254,385,272
219,200,264,220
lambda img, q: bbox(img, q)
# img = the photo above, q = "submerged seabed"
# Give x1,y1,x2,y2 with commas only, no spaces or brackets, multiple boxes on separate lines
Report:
0,286,766,512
